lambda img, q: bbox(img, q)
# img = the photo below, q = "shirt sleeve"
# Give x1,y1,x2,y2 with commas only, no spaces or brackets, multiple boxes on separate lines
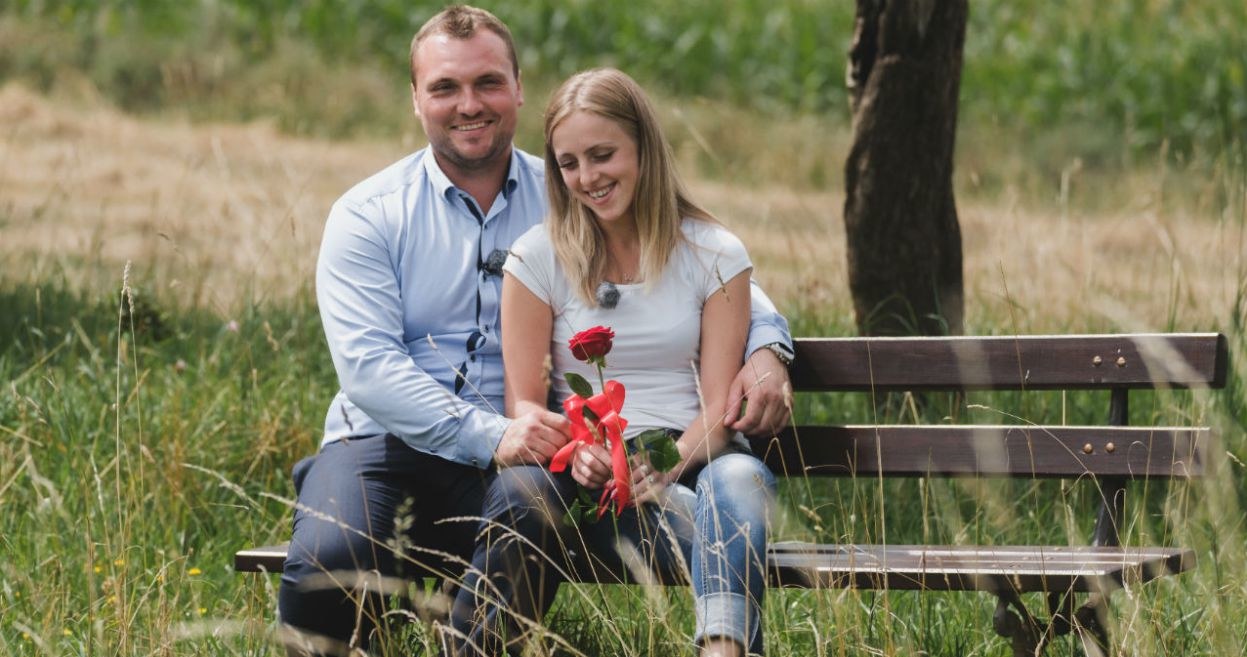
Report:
745,280,793,359
693,223,753,300
688,220,793,360
502,225,556,304
316,197,510,468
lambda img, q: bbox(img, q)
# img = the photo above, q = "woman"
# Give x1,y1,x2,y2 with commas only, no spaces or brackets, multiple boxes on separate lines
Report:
495,68,776,657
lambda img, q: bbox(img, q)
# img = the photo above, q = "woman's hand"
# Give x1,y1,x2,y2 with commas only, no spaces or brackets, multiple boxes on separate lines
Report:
571,443,613,489
630,453,678,505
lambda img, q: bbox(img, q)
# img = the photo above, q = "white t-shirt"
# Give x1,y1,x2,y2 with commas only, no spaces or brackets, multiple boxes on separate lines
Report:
504,219,753,440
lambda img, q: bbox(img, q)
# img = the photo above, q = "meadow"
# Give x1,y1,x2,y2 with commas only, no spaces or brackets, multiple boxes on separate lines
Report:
2,1,1247,655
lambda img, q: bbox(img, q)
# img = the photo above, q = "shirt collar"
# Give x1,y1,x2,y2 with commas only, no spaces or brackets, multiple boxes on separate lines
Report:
422,147,522,206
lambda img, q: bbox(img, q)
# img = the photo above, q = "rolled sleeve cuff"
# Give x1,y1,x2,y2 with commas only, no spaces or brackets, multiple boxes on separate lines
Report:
745,326,792,361
454,408,511,469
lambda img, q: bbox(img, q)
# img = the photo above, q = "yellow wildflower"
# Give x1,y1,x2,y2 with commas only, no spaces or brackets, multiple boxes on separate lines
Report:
187,567,202,576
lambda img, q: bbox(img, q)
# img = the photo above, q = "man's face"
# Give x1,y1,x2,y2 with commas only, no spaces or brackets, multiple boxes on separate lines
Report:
412,31,523,177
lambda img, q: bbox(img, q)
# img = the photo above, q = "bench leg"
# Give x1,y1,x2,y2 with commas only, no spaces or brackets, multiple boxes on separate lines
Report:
993,593,1050,657
1074,593,1111,657
992,591,1113,657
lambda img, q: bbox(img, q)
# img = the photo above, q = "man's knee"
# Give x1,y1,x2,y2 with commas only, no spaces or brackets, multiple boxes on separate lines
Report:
477,465,571,547
484,466,565,515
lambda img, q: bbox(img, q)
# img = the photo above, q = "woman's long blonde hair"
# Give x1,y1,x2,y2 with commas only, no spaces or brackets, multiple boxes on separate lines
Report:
543,68,715,305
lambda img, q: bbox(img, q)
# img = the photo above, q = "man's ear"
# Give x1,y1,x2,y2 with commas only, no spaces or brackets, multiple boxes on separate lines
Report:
411,82,421,118
516,70,524,108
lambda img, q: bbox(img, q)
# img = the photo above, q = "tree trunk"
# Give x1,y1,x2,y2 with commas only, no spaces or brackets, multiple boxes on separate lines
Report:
843,0,966,336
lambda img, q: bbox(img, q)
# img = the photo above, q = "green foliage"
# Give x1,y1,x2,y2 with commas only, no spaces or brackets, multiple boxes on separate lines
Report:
2,0,1244,160
3,271,1243,655
634,429,681,473
965,0,1247,159
1,278,330,655
564,372,593,399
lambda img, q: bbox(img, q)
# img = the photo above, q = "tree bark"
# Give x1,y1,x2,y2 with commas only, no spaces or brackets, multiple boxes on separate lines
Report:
844,0,966,336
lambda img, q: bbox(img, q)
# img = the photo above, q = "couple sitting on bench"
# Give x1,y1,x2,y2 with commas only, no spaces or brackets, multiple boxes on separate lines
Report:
280,6,794,656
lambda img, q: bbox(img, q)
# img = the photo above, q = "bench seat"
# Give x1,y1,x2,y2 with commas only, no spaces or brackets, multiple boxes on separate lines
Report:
768,542,1194,592
237,541,1193,595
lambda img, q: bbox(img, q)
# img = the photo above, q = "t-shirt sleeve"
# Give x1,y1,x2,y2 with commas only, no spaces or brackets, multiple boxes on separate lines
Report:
687,221,753,300
503,224,556,305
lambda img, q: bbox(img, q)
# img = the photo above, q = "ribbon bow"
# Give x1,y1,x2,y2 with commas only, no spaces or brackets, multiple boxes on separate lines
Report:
548,380,632,516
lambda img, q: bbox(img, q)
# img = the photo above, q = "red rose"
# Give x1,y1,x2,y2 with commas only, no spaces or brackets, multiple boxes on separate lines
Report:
568,326,614,363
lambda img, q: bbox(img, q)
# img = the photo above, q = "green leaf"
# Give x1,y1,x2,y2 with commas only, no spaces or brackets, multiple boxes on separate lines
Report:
566,485,604,527
648,436,682,472
635,429,681,472
564,498,584,528
565,372,593,398
635,429,671,450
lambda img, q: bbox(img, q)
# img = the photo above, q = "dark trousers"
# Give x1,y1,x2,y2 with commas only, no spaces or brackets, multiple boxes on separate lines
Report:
278,434,494,654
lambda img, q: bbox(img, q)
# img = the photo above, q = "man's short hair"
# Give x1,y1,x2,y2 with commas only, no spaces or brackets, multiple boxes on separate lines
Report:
410,5,519,86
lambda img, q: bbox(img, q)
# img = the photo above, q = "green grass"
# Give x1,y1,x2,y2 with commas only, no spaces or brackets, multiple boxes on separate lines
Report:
2,3,1246,653
3,0,1244,162
1,267,1244,656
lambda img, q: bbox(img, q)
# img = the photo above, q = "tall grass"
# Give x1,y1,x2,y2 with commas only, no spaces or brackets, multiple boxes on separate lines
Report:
1,3,1245,653
3,265,1244,656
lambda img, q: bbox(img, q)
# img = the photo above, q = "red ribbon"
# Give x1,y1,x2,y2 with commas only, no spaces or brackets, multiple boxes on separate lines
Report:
548,380,632,516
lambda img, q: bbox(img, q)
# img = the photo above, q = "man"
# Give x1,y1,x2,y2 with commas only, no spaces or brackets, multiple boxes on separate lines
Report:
279,5,795,655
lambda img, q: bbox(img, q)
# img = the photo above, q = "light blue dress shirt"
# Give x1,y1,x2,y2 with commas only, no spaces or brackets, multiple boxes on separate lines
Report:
316,146,792,469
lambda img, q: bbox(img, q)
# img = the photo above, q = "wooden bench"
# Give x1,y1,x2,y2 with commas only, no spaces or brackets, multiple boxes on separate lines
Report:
237,332,1227,656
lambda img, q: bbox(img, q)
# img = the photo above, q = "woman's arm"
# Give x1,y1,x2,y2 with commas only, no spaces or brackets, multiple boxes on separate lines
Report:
501,273,555,418
676,268,753,470
633,268,752,503
502,273,614,486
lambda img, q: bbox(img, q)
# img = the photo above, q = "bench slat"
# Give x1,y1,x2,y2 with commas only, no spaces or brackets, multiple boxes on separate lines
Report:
238,542,1193,594
768,542,1195,592
790,333,1227,391
235,544,289,573
751,425,1207,478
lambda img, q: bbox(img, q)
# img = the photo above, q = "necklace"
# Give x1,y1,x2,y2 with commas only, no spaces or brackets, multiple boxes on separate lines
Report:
607,251,638,284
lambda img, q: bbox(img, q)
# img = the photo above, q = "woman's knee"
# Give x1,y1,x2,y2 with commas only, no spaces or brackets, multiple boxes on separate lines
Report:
697,453,775,496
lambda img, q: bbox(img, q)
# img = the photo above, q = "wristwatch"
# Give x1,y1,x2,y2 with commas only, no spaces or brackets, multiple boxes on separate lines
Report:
761,342,794,366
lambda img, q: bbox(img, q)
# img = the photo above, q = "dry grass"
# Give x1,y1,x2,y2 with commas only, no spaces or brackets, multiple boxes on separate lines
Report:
2,82,1242,333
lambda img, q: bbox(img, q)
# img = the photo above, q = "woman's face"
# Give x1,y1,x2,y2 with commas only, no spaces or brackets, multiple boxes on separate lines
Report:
550,110,639,227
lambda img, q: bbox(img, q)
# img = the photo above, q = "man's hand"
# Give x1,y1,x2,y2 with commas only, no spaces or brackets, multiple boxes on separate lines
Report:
494,410,572,467
724,347,792,437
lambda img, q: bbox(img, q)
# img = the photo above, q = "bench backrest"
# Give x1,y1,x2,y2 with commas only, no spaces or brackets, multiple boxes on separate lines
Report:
788,333,1227,392
750,333,1226,481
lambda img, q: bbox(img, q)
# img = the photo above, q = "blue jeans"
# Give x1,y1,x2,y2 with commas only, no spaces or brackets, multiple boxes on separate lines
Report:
278,434,494,654
450,451,776,656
